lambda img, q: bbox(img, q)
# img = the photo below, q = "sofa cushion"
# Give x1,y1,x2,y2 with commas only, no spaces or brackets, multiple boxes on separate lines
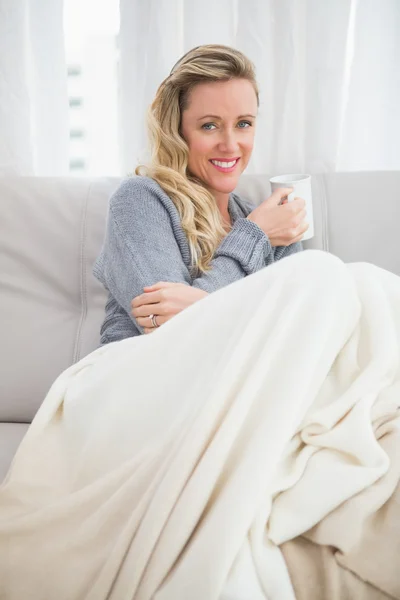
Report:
0,177,119,423
0,422,29,483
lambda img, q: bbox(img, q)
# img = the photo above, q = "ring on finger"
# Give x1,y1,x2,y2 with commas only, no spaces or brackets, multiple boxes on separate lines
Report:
149,314,159,328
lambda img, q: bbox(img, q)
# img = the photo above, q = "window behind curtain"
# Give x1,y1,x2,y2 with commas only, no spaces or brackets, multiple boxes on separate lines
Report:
63,0,121,176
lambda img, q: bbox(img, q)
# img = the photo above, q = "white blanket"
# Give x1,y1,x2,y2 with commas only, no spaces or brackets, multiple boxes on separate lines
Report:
0,249,399,600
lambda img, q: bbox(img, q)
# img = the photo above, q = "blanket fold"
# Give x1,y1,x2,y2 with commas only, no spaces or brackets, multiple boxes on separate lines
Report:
281,414,400,600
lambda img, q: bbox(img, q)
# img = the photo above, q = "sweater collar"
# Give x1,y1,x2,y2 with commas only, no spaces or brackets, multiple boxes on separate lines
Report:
228,192,249,223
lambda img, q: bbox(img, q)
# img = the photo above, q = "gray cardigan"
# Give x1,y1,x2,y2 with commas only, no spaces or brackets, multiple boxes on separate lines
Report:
93,176,302,344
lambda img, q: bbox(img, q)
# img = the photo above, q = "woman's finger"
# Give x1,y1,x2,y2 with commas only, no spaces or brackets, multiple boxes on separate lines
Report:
132,300,172,318
143,317,167,333
143,281,176,291
291,223,309,244
136,314,167,328
131,290,161,309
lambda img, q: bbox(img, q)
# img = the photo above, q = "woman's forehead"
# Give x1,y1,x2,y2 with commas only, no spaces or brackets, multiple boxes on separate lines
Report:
185,79,258,116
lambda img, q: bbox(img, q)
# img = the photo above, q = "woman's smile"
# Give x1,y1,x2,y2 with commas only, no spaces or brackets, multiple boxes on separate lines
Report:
209,157,241,172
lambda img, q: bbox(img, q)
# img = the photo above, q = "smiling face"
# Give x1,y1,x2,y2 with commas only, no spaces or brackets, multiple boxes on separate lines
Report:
180,78,258,204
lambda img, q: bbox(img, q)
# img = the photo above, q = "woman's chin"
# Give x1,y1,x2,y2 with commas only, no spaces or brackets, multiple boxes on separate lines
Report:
207,173,241,194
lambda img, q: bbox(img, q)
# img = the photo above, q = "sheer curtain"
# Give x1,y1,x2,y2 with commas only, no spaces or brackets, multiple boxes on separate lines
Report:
1,0,399,176
0,0,69,176
118,0,400,175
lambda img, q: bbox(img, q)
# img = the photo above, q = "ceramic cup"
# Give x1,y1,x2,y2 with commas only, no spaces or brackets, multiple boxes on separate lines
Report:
269,173,314,241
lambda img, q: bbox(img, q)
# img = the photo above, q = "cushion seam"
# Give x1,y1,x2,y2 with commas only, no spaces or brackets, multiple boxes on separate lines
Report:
72,183,90,363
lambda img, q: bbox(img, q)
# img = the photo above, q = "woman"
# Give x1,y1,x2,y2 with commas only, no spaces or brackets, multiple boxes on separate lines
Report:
0,45,399,600
92,44,307,344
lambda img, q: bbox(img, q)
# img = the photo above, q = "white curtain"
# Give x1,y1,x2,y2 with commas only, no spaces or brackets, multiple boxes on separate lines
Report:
1,0,398,176
118,0,400,175
0,0,69,176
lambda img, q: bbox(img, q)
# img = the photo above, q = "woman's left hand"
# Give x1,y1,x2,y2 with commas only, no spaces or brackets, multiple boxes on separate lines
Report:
131,282,208,334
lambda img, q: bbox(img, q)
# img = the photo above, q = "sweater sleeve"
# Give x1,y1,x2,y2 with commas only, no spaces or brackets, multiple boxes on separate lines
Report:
273,240,303,260
93,178,274,330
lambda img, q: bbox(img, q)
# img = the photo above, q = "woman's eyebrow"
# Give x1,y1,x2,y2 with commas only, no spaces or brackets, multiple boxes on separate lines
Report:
197,113,256,121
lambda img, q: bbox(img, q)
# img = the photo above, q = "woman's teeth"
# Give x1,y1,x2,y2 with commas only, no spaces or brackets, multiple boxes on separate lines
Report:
211,159,237,168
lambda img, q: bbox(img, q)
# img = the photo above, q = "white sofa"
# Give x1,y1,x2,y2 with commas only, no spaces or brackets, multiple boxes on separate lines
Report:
1,172,399,482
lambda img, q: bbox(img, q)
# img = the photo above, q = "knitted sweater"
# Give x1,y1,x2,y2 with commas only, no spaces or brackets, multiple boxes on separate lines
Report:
93,176,303,344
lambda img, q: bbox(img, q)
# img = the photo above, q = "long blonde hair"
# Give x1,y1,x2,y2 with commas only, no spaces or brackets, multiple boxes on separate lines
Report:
135,44,259,273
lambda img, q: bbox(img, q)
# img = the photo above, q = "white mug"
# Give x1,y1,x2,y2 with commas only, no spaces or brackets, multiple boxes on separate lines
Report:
269,174,314,241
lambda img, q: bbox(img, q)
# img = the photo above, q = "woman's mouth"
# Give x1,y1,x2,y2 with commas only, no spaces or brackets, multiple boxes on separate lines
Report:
209,158,240,173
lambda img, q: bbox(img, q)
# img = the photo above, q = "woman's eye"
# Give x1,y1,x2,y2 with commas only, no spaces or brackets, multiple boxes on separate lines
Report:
201,121,252,130
201,123,216,130
237,120,252,128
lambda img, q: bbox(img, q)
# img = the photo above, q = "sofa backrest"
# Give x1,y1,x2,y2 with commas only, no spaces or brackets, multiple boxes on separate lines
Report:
235,172,400,274
0,172,399,424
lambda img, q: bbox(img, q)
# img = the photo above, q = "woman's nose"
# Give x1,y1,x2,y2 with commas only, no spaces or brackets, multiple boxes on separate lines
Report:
218,130,240,154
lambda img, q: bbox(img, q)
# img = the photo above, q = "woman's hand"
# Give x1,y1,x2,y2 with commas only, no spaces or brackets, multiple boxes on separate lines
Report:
246,187,309,247
131,282,208,334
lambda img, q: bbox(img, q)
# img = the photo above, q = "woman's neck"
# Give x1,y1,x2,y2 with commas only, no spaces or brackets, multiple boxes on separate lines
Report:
215,194,232,232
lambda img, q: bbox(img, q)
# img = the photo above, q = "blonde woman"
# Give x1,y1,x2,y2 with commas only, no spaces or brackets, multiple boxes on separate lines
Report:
93,44,307,343
0,45,399,600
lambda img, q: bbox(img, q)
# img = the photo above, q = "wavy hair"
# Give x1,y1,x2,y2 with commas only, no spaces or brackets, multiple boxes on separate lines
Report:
135,44,259,273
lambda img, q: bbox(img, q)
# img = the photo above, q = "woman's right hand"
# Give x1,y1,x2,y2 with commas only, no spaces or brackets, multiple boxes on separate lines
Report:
246,187,309,247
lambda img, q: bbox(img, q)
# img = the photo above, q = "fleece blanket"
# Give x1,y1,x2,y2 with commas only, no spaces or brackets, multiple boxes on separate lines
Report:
281,413,400,600
0,249,399,600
